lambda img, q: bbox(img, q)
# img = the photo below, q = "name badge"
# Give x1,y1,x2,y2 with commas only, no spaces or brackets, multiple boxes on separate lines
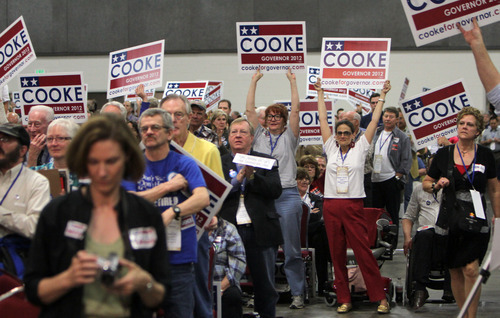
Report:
64,220,87,240
470,190,486,220
129,227,157,249
336,166,349,194
166,219,181,251
373,154,383,173
473,164,485,174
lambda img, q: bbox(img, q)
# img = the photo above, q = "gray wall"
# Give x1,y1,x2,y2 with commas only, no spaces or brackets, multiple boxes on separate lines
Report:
1,0,498,56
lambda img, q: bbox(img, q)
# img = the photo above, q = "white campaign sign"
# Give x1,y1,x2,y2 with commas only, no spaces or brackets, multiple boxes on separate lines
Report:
233,153,276,170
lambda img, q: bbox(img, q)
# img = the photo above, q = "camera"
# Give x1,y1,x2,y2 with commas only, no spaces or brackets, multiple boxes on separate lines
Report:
96,252,120,286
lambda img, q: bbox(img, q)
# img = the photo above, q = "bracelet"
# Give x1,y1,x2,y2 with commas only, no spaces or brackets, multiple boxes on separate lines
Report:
378,99,385,103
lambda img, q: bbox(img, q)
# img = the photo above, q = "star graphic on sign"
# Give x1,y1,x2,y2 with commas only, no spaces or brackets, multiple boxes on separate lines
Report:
31,78,38,86
314,68,320,75
250,26,257,34
413,100,421,108
174,83,179,88
326,42,333,50
120,53,126,61
21,78,29,86
168,83,173,88
112,55,118,63
241,27,248,35
335,42,343,50
404,103,413,112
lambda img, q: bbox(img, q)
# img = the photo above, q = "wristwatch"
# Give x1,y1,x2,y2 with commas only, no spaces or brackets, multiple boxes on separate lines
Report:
172,205,181,220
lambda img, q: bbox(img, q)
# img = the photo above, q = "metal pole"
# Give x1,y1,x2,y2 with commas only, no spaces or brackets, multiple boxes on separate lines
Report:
456,252,491,318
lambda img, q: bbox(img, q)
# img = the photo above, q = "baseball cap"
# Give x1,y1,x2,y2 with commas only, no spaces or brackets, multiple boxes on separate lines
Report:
0,123,30,148
190,100,206,111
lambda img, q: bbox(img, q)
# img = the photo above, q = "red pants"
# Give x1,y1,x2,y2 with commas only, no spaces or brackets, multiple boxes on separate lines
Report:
323,198,385,303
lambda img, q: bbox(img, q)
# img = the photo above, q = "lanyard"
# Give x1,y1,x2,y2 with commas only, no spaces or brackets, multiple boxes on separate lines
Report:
339,147,350,165
355,131,362,142
456,143,477,189
269,131,284,156
0,165,23,206
378,131,392,153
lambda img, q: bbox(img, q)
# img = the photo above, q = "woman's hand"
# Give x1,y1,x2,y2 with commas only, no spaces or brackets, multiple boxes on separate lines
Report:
311,207,320,214
381,80,391,95
66,250,99,288
313,78,323,92
286,68,296,82
109,258,149,296
252,69,263,83
434,177,450,190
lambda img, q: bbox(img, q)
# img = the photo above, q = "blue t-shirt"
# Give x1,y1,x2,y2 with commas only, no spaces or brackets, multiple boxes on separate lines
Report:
122,148,206,264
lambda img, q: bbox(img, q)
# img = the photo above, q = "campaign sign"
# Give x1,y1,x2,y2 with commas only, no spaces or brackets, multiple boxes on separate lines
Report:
170,142,232,240
107,40,164,99
205,81,224,111
125,88,155,101
399,77,410,102
0,16,36,87
20,72,88,124
320,38,391,90
162,81,208,101
401,79,470,150
401,0,500,47
275,99,334,145
307,66,348,99
347,88,375,115
236,21,307,73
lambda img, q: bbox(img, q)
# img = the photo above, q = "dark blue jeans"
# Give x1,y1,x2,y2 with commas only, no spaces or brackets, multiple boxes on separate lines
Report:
164,262,195,318
238,225,278,318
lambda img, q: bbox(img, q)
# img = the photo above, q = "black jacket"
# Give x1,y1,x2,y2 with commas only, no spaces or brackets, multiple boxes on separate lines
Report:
24,187,170,317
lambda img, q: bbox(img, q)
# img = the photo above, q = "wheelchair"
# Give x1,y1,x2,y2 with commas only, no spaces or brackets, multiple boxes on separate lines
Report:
405,227,454,307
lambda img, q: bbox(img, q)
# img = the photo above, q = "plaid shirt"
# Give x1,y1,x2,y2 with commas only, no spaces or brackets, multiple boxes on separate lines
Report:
193,125,219,146
209,219,246,289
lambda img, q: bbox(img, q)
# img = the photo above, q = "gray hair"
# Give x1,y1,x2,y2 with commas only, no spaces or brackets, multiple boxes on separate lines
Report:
256,106,267,116
48,118,80,138
101,101,127,119
160,94,192,114
139,108,174,131
28,105,55,122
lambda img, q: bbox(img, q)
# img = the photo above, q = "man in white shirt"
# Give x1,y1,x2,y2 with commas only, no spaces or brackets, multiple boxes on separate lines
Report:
0,123,50,239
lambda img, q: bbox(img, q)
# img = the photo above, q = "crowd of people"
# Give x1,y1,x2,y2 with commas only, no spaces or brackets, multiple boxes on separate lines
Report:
0,17,500,318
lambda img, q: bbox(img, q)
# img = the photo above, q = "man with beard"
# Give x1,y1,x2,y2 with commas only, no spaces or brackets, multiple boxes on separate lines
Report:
0,123,50,240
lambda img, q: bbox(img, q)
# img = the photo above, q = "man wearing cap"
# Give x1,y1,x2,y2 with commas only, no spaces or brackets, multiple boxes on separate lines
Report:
0,123,51,239
189,100,218,145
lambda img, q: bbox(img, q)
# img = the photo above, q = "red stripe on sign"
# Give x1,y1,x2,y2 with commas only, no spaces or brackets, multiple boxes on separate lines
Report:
323,68,386,79
110,69,160,89
300,127,321,136
348,91,370,102
0,43,31,78
208,85,221,95
38,74,82,86
300,101,319,111
126,43,163,60
178,83,207,89
0,20,23,47
241,53,304,64
344,40,389,51
420,82,465,106
413,1,497,30
258,24,303,35
23,103,86,115
413,114,458,139
200,169,226,198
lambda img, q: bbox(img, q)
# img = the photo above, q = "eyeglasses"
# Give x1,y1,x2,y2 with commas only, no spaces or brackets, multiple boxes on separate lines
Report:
140,124,168,134
336,131,352,136
266,114,282,121
297,179,310,184
172,112,186,120
27,121,43,128
47,136,72,143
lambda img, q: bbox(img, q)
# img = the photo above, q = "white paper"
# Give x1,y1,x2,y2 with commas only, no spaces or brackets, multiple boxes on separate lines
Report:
470,190,485,220
233,153,276,170
166,219,181,251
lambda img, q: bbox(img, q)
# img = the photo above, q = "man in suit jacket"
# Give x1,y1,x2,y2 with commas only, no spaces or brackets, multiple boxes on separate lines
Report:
219,118,283,318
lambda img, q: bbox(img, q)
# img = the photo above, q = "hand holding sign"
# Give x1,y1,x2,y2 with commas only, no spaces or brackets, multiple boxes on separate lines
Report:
286,68,295,82
313,77,323,92
252,69,263,83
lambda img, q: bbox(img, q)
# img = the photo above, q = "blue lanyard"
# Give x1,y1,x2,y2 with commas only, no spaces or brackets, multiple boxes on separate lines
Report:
378,132,392,153
355,131,362,142
339,147,350,166
456,143,477,188
269,131,284,156
0,165,23,205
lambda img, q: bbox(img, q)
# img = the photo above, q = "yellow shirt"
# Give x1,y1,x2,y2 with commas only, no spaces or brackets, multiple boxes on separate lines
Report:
182,132,223,178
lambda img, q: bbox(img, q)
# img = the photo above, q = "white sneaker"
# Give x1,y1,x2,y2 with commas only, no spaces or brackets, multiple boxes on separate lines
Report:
290,295,305,309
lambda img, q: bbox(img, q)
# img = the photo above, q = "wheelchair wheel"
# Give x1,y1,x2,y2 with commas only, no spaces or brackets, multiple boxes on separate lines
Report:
324,292,337,307
405,247,416,306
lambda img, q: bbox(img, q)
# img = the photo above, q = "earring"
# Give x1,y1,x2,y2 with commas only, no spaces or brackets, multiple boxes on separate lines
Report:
335,140,339,147
350,140,355,148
